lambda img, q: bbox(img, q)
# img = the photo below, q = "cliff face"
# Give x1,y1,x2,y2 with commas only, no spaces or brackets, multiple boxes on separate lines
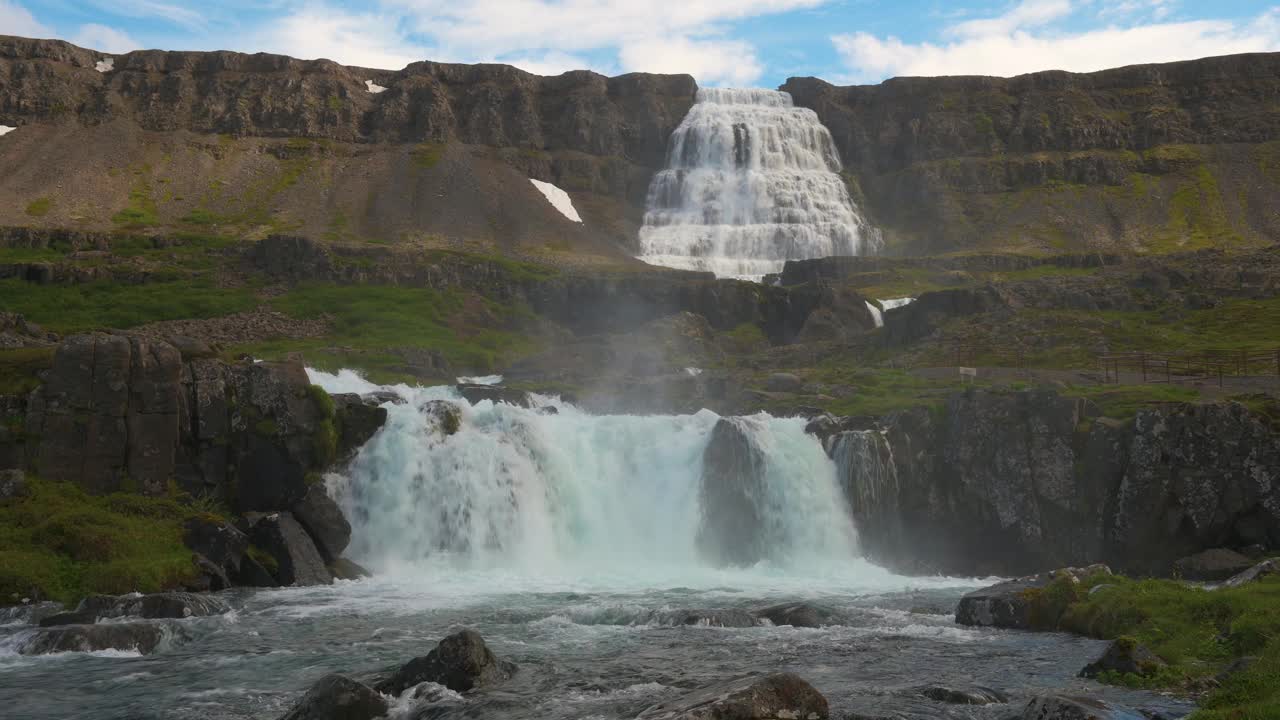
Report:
0,36,695,255
827,389,1280,577
783,54,1280,254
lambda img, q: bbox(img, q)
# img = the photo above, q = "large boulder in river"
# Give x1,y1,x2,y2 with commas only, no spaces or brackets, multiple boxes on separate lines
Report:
291,484,351,563
697,417,768,567
456,384,532,407
956,565,1111,630
245,512,333,587
19,622,181,655
183,515,249,591
375,629,516,695
39,592,229,626
637,673,829,720
1080,637,1167,679
1172,548,1256,581
919,685,1008,705
1021,694,1146,720
278,674,388,720
754,602,841,628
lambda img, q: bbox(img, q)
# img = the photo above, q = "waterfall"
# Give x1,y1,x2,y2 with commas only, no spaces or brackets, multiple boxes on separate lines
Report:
638,88,879,280
310,370,859,578
830,430,898,516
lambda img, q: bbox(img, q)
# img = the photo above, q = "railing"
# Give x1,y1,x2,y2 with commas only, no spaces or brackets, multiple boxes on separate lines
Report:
1099,350,1280,386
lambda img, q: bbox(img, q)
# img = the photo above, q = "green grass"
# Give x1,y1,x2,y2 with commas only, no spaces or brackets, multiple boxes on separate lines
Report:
412,142,446,169
24,197,52,217
1055,574,1280,717
0,277,259,333
1064,385,1201,420
111,169,160,228
0,478,199,604
238,284,537,375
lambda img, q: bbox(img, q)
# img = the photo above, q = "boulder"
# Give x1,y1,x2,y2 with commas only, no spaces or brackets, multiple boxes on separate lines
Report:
236,555,280,587
20,622,179,655
331,394,387,460
278,674,388,720
0,468,27,500
329,557,372,581
956,566,1110,630
765,373,803,393
697,417,768,567
292,484,351,563
637,673,830,720
653,609,760,628
456,384,531,408
919,686,1008,705
40,592,230,626
424,400,463,436
1222,559,1280,588
1173,549,1256,582
1020,694,1146,720
1080,638,1167,679
375,629,516,695
247,512,333,587
754,602,841,629
183,515,248,590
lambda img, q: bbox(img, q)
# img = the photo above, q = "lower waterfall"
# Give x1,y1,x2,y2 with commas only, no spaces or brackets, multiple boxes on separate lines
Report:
308,369,905,587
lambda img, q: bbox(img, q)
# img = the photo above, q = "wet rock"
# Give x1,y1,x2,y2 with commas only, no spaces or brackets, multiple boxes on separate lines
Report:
423,400,463,436
183,515,248,591
765,373,803,393
1080,638,1167,679
637,672,829,720
654,609,760,628
246,512,333,587
20,622,179,655
292,484,351,563
456,384,532,408
754,602,841,628
697,417,768,567
236,555,279,587
919,685,1008,705
39,592,229,626
1222,559,1280,588
0,601,63,626
955,565,1111,630
329,557,372,581
1173,549,1256,582
278,674,388,720
1020,694,1146,720
375,629,516,695
331,393,387,460
0,468,27,500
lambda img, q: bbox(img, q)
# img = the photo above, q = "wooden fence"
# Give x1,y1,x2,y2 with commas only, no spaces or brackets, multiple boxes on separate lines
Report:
1098,350,1280,386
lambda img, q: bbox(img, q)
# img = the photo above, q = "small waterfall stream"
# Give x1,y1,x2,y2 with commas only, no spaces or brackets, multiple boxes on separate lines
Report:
639,88,879,280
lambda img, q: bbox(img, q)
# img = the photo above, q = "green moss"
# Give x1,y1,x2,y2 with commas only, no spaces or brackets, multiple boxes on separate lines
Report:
314,419,338,467
0,277,258,334
246,544,278,575
181,208,220,226
326,95,343,112
111,168,160,228
25,197,52,217
307,384,335,420
412,142,446,169
253,419,279,438
0,347,54,395
0,478,198,604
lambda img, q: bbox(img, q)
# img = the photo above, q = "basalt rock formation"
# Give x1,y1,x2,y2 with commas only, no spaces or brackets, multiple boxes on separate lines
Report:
784,54,1280,254
826,389,1280,577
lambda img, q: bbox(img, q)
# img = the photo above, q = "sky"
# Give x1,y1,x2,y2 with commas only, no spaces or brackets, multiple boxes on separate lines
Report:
3,1,1279,87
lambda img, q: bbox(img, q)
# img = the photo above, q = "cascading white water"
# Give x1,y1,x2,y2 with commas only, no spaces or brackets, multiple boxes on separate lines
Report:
639,88,880,280
311,370,864,582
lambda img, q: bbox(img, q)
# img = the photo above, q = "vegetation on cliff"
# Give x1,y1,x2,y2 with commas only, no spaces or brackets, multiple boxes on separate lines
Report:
0,478,203,604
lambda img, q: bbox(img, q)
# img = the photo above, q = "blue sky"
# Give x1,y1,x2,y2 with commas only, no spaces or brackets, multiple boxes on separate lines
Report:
4,1,1279,87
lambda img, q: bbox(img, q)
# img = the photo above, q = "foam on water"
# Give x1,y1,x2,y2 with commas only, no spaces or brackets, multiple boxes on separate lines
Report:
639,88,879,280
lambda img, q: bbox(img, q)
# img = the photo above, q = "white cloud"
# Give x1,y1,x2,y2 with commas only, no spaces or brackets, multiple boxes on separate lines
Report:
618,36,763,86
498,50,597,77
0,0,51,38
833,1,1280,82
84,0,206,32
72,24,141,54
248,7,432,70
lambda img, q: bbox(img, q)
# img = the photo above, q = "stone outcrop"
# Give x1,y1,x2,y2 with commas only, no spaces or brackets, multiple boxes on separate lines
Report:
955,566,1110,630
697,417,768,567
1173,548,1257,582
291,484,351,563
918,686,1008,705
245,512,334,587
753,603,841,629
375,629,517,695
38,591,229,627
1020,694,1147,720
1080,638,1167,679
636,673,830,720
18,622,180,656
277,674,388,720
827,388,1280,577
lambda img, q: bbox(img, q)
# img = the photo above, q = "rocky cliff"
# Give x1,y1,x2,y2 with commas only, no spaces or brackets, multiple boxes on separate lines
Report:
822,389,1280,577
0,35,695,256
784,54,1280,254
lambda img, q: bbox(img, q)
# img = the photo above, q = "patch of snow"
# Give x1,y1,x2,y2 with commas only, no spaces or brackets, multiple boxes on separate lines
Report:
365,80,387,94
684,367,703,377
0,125,15,137
879,297,916,311
95,58,114,73
529,179,583,223
865,301,884,329
457,375,503,386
